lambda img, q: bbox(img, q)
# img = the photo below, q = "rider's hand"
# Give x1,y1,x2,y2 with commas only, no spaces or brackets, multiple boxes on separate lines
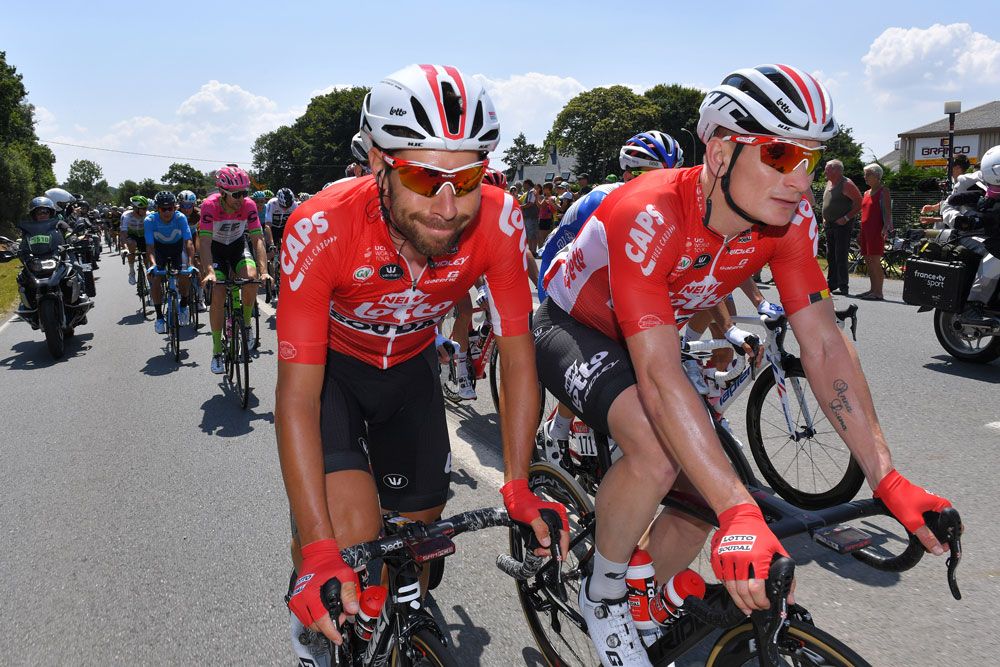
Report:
289,539,360,645
874,469,952,555
711,503,792,615
259,272,273,285
756,300,784,321
724,325,761,366
201,271,217,287
501,478,570,559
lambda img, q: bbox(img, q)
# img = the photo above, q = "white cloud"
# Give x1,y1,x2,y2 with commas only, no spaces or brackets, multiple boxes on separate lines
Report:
33,105,58,136
309,84,354,98
862,23,1000,106
177,80,277,116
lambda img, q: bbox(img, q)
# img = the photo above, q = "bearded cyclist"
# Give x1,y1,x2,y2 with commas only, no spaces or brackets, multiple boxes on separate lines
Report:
536,64,954,667
275,63,569,659
199,166,271,373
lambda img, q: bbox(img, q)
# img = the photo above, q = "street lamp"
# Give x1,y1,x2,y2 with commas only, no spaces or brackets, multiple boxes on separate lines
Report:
944,100,961,185
681,128,698,166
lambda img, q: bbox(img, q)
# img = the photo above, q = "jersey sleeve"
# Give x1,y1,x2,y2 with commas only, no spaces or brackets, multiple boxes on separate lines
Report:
246,203,262,233
605,197,684,336
264,201,274,225
143,214,155,246
198,203,214,237
769,198,830,315
119,215,128,232
276,207,343,364
178,213,192,241
482,194,532,337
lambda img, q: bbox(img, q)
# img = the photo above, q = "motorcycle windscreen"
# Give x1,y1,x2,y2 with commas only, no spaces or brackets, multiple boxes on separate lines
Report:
17,221,63,256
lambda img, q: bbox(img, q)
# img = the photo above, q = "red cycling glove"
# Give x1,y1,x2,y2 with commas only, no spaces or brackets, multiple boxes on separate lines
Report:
288,539,359,627
711,503,789,582
874,469,951,534
501,479,570,535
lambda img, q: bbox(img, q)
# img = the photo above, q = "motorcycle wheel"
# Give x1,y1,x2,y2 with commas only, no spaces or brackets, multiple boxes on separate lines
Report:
934,308,1000,363
39,300,65,359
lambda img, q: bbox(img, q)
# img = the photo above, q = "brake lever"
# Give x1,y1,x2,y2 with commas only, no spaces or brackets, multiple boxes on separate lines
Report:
925,508,963,600
521,508,566,602
746,335,761,381
749,556,794,667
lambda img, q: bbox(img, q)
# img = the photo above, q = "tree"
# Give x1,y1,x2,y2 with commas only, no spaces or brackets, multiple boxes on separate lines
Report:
252,86,371,193
502,133,543,179
137,178,159,198
62,158,110,202
545,86,661,180
642,84,703,163
0,51,57,234
161,162,210,194
117,179,140,204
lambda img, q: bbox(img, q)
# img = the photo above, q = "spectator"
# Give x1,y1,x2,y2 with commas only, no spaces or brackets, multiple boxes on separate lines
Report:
821,159,862,296
920,154,971,226
576,172,592,195
604,174,618,184
520,178,540,255
858,163,892,300
537,182,557,248
555,182,574,215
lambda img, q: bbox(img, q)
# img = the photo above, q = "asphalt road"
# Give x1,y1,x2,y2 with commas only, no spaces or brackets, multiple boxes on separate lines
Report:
1,247,997,665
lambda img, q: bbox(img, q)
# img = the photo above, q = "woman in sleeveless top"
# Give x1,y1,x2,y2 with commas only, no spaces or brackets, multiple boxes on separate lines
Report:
859,163,892,300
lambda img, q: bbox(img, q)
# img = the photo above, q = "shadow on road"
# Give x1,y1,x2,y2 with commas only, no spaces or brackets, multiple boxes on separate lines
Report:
445,401,503,475
141,349,200,376
426,602,493,665
117,312,147,326
923,355,1000,382
198,389,274,438
0,332,94,370
780,529,902,588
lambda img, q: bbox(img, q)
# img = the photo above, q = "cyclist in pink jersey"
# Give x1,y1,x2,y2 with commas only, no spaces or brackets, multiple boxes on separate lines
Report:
199,165,271,373
275,64,568,657
535,64,953,667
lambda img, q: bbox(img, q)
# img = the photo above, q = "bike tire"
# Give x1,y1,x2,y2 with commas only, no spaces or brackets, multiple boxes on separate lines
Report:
510,461,598,667
704,617,872,667
391,628,460,667
224,314,236,383
488,343,546,428
437,305,467,403
137,271,149,319
745,359,864,509
237,315,251,409
39,300,65,359
169,292,180,362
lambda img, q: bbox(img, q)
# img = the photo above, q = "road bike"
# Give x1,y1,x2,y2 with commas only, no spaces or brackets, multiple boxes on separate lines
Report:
148,265,198,363
535,304,864,511
121,249,150,319
208,278,261,409
504,408,964,666
294,507,553,666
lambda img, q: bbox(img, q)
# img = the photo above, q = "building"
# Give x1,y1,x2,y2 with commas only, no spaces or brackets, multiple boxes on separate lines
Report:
888,101,1000,169
513,147,578,185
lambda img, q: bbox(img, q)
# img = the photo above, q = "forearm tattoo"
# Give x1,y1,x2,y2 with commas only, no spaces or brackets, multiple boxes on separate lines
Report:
828,378,852,431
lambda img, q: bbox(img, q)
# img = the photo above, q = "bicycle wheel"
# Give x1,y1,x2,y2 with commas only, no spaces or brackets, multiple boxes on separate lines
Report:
705,617,871,666
510,461,598,667
391,629,459,667
189,282,200,328
168,292,180,362
489,344,546,428
137,271,149,319
236,315,251,408
745,360,864,509
437,305,467,402
224,312,236,383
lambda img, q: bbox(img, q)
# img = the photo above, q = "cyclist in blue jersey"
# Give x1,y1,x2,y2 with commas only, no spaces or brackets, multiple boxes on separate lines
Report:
145,191,196,333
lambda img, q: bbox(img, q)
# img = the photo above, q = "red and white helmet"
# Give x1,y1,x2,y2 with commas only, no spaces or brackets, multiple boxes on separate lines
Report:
697,64,838,143
215,165,251,190
483,168,508,189
360,64,501,153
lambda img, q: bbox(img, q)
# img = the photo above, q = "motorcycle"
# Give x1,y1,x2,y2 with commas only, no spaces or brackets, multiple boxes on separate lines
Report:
903,210,1000,363
0,224,96,359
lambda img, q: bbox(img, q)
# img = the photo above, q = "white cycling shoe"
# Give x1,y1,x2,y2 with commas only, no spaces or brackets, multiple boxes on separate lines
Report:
128,271,136,285
579,577,652,667
178,306,190,326
154,318,166,334
456,373,477,401
210,354,225,374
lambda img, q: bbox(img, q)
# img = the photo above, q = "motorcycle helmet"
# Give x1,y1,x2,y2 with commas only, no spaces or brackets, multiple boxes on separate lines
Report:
29,196,57,219
980,145,1000,186
45,187,76,211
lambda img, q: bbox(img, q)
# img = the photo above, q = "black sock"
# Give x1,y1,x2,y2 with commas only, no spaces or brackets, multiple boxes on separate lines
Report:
154,304,163,319
180,296,188,308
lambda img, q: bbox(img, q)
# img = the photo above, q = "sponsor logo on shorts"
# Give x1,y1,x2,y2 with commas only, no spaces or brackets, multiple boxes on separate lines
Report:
353,265,374,281
693,253,712,269
564,351,619,414
379,263,404,280
382,474,409,489
532,324,554,340
279,341,297,360
638,314,664,329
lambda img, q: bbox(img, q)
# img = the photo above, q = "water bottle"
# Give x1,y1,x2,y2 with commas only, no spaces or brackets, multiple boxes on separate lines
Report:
625,548,659,646
649,569,707,628
355,584,388,645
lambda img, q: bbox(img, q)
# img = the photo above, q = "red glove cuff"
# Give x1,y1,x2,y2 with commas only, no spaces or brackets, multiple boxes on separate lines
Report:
301,538,341,559
717,502,765,526
500,478,530,505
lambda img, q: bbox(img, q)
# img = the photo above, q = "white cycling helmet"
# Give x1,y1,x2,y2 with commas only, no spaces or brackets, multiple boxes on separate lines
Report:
360,63,500,153
620,131,684,170
697,64,838,143
351,132,370,165
979,145,1000,186
44,187,76,211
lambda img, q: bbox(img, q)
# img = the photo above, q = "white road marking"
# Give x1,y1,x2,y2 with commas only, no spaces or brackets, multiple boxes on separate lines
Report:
986,422,1000,431
0,312,20,336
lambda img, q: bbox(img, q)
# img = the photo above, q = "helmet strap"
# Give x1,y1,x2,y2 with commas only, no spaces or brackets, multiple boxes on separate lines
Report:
720,143,766,227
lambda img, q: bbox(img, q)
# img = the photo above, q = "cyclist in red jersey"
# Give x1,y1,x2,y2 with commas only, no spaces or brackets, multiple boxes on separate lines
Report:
536,64,953,667
275,64,568,654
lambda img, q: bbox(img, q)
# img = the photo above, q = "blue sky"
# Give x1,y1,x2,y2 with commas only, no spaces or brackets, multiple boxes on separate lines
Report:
5,2,998,186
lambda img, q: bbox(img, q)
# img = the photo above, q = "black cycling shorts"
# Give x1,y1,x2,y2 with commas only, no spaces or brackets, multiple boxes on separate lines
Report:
532,298,638,435
127,232,147,254
210,237,254,278
319,343,451,512
153,242,184,271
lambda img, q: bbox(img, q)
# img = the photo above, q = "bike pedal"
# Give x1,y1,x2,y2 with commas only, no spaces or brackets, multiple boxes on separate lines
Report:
811,525,872,554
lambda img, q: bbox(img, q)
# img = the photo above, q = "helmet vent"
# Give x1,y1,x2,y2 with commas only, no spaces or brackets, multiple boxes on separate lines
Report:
410,96,436,138
478,129,499,143
382,124,425,140
440,83,464,135
468,101,484,139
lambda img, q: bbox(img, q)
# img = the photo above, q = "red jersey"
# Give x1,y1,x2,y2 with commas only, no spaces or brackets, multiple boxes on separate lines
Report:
543,166,828,341
277,177,532,368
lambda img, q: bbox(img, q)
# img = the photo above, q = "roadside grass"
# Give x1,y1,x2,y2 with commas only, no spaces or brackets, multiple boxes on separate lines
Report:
1,260,19,316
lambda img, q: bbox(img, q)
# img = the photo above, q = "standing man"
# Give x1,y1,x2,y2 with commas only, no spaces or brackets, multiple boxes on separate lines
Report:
821,159,862,296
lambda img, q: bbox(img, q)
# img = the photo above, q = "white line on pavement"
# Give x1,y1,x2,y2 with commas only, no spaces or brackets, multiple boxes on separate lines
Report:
986,422,1000,431
0,312,19,336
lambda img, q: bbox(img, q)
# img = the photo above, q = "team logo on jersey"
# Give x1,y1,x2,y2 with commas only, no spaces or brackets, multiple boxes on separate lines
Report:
353,265,374,281
429,256,467,268
382,474,409,489
624,205,672,276
278,341,297,360
737,231,753,243
379,263,404,280
676,256,693,271
693,253,712,269
638,315,665,330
